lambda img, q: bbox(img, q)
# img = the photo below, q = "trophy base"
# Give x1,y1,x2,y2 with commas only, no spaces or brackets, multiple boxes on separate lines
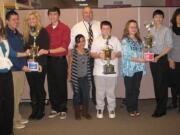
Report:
28,61,39,71
103,64,116,74
144,52,154,61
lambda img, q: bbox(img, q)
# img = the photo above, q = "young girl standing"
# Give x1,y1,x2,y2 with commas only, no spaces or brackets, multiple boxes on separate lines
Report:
68,34,92,120
121,20,146,117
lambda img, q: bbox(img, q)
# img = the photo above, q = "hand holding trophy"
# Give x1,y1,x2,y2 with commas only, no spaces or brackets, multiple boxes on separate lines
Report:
27,26,41,72
102,36,115,74
144,22,154,61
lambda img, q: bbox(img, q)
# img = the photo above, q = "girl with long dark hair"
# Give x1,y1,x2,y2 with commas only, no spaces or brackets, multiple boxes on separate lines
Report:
168,8,180,113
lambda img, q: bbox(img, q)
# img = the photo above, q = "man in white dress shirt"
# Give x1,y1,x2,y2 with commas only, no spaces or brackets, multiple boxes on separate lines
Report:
68,6,101,105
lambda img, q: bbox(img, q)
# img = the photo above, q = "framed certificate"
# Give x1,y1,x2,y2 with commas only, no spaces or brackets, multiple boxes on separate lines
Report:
28,61,39,71
144,52,154,61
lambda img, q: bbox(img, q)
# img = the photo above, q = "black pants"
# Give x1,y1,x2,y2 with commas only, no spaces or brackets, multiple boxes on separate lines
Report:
169,62,180,107
90,57,96,104
150,55,169,114
26,66,46,113
124,71,143,113
0,71,14,135
72,76,90,106
170,88,180,107
47,56,67,112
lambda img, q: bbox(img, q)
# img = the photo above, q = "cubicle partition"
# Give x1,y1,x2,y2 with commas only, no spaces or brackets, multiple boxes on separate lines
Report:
17,7,178,100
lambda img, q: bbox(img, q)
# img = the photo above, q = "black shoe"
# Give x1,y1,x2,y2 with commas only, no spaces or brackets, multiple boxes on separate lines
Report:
152,112,166,118
29,103,38,120
92,99,96,106
36,112,45,120
178,108,180,114
29,112,37,120
35,104,45,120
122,99,126,105
167,104,177,110
29,110,37,120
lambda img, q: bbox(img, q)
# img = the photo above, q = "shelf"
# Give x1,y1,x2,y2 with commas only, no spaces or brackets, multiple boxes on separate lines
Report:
0,2,33,22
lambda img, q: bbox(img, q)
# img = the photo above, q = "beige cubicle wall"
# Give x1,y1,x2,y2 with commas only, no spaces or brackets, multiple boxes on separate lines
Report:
17,7,178,100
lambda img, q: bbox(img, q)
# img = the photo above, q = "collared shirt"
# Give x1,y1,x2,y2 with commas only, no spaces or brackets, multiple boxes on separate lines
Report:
69,20,101,49
91,35,121,77
168,30,180,62
150,25,173,54
121,37,146,77
46,21,70,56
5,27,26,71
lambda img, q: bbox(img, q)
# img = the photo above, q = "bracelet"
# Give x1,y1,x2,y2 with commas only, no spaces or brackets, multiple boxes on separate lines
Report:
48,49,50,54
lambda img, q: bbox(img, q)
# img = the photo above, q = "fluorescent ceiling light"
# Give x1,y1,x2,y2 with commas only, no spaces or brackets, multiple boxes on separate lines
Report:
75,0,87,2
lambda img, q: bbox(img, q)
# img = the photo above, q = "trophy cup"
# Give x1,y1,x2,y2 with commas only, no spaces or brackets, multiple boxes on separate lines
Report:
144,22,154,61
103,36,115,74
28,27,40,71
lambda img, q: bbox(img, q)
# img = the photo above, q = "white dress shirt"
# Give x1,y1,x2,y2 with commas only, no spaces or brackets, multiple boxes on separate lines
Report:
69,20,101,49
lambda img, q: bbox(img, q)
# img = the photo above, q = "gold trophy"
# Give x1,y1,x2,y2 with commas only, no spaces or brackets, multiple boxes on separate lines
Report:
28,26,40,71
103,36,115,74
144,22,154,61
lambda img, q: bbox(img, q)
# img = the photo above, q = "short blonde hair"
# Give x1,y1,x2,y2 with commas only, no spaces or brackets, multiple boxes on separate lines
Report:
23,11,42,42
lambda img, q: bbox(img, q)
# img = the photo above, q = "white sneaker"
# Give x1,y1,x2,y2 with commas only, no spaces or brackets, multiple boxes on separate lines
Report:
20,119,29,124
60,112,67,119
96,110,103,119
48,110,60,118
14,123,25,129
109,110,116,119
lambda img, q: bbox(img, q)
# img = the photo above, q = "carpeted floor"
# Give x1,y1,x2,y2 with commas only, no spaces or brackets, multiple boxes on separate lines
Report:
14,99,180,135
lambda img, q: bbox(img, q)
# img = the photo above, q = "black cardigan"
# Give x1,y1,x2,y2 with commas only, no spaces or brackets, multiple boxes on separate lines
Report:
25,28,49,66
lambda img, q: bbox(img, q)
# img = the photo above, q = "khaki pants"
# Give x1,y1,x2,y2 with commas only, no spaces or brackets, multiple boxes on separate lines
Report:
12,71,26,124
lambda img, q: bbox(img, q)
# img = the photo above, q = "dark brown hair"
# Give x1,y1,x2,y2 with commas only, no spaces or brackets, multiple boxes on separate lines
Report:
153,9,164,18
171,8,180,35
74,34,85,48
6,10,19,21
100,20,112,29
122,19,142,43
48,7,60,15
0,17,6,39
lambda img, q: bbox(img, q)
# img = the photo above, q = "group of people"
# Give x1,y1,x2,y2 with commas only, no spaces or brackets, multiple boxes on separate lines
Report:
0,6,180,135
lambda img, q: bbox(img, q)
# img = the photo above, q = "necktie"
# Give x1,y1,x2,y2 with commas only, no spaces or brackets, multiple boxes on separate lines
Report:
88,23,93,50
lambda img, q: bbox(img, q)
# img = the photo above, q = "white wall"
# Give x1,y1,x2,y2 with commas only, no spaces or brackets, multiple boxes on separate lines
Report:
98,0,142,7
98,0,167,7
0,0,16,2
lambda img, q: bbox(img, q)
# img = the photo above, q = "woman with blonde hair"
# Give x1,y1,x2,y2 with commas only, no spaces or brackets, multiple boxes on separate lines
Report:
23,11,49,120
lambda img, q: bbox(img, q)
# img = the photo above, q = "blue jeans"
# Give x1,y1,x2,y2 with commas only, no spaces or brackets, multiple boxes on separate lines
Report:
72,76,90,106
